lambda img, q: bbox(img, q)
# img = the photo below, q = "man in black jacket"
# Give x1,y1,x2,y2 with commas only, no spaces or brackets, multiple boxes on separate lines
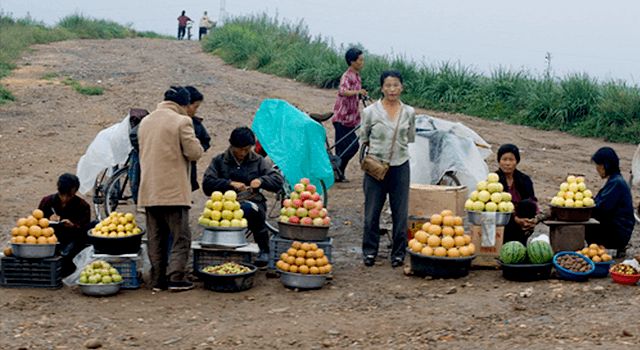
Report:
202,127,284,266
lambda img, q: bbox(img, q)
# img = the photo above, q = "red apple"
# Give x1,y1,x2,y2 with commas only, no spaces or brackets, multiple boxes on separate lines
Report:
300,191,312,201
294,183,305,193
311,193,321,202
312,218,324,226
303,200,316,210
314,201,324,210
300,178,310,185
306,184,316,193
319,208,327,218
282,199,292,208
322,217,331,225
292,199,303,209
288,216,300,224
308,208,320,219
290,192,300,200
300,217,313,225
296,207,308,218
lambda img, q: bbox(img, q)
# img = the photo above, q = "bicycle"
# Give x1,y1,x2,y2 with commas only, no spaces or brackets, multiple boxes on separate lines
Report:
92,153,135,221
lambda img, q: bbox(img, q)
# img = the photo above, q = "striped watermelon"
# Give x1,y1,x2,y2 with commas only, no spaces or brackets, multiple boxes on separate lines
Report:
499,241,527,264
527,241,554,264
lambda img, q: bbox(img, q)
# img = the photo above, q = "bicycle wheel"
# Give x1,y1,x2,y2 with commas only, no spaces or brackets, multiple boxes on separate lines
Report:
437,171,461,186
103,166,136,218
92,168,110,220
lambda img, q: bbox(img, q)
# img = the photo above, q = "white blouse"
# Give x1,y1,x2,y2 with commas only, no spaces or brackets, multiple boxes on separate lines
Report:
359,100,416,166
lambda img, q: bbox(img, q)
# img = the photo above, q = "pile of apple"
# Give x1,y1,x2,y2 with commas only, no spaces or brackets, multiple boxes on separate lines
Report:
408,210,475,258
79,260,123,284
550,175,595,208
279,178,331,226
91,212,142,238
10,209,58,245
464,172,514,213
198,190,248,228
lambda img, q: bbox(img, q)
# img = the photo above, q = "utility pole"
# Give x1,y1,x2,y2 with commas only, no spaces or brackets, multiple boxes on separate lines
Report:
545,52,552,79
219,0,226,26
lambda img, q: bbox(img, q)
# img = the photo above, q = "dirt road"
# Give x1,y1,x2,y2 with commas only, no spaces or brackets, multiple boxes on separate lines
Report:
1,38,639,349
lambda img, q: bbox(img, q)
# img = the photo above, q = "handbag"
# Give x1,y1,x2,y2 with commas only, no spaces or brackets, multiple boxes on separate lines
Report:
361,112,402,181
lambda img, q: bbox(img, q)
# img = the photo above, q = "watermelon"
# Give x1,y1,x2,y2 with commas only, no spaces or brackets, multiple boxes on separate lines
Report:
527,240,554,264
499,241,527,264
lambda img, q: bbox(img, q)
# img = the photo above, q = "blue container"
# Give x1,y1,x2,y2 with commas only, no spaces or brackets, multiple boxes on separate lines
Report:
591,260,615,278
552,251,595,282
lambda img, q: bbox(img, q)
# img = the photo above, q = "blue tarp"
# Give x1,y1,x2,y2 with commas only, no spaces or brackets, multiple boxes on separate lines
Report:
252,99,334,193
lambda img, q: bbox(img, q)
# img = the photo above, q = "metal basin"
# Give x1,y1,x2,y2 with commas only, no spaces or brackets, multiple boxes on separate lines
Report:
277,222,330,241
11,243,57,258
466,211,511,226
79,282,122,296
200,226,248,248
279,271,327,289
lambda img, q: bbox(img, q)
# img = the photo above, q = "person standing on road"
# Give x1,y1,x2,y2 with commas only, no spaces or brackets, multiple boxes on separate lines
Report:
184,86,211,192
198,11,215,40
202,127,284,267
360,70,415,268
138,86,204,292
332,47,367,182
177,10,192,40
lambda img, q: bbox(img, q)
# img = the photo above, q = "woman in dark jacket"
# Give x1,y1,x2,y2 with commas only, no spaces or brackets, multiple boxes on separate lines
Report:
496,144,539,244
587,147,635,254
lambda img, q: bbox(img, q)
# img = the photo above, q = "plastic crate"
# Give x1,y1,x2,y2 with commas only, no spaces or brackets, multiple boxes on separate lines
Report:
268,234,333,270
91,251,143,289
192,247,253,279
0,256,63,289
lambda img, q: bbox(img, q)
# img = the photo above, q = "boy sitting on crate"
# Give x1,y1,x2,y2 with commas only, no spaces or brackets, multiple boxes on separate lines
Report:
202,127,284,267
38,173,93,277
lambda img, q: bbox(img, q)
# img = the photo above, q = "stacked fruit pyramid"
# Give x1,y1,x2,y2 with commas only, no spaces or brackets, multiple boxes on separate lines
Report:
9,209,58,246
408,210,476,258
550,175,595,208
198,190,248,228
276,241,333,275
464,172,514,213
278,178,331,226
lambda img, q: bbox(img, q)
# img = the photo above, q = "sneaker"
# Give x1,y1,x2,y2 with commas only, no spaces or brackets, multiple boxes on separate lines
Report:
255,252,269,268
168,280,194,292
391,258,404,268
363,255,375,267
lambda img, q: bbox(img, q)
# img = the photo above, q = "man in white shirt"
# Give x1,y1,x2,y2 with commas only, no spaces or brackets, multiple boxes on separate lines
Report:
199,11,216,40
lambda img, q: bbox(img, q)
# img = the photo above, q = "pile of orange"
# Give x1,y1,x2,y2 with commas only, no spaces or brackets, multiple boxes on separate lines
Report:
10,209,58,245
408,210,475,258
577,244,612,263
276,241,332,274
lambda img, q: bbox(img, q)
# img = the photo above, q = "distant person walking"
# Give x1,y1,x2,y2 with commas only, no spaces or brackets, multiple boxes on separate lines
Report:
177,10,192,40
331,47,367,182
199,11,215,40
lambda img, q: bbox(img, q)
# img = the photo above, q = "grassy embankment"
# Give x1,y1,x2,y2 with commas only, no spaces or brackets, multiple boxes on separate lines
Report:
0,14,168,102
202,15,640,143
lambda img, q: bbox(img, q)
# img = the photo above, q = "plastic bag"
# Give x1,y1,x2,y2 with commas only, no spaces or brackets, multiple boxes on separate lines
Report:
76,115,133,194
252,99,334,193
409,115,491,189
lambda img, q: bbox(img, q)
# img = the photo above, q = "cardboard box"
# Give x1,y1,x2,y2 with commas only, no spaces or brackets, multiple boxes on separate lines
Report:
407,215,428,240
469,224,504,267
409,184,468,217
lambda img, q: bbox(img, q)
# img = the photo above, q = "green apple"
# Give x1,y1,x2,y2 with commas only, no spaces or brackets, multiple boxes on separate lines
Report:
240,218,248,227
563,191,574,200
209,220,220,227
212,201,223,211
223,190,237,201
583,189,593,198
476,181,488,191
478,190,491,203
574,192,584,201
568,183,579,193
559,182,569,192
501,192,512,202
487,172,499,183
211,191,224,201
583,197,595,207
485,202,498,212
472,201,485,211
490,192,503,204
574,200,584,208
564,198,575,208
205,200,214,209
566,175,576,183
79,276,88,284
198,216,211,227
230,219,242,227
101,275,113,284
498,202,511,212
487,182,501,194
469,191,479,201
221,210,234,221
112,274,123,283
464,199,475,211
223,201,235,211
220,219,231,227
233,209,244,220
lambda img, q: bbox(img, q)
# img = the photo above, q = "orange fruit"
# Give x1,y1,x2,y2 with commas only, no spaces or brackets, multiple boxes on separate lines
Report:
17,226,29,236
315,249,325,259
286,255,295,265
421,222,431,231
15,236,26,244
427,225,442,236
289,264,299,273
295,257,306,266
442,227,455,237
588,248,598,257
434,247,447,257
26,216,38,227
324,264,332,273
411,241,423,253
281,262,291,271
37,236,48,244
287,248,297,256
441,236,455,249
454,226,465,236
38,218,49,228
454,236,466,247
453,216,463,226
463,234,472,245
588,243,599,250
298,265,310,274
280,253,289,261
16,218,28,227
601,254,611,262
580,247,589,255
440,210,454,217
296,250,306,258
276,260,285,270
44,227,54,237
309,243,318,251
306,258,317,267
305,250,316,259
592,255,602,263
414,230,428,244
47,235,58,244
467,243,476,255
427,235,441,248
32,209,44,219
442,216,455,227
300,243,311,251
117,232,126,237
421,246,434,256
291,241,302,249
447,247,460,258
309,266,320,275
25,236,37,244
430,214,443,226
28,225,42,237
11,227,19,236
11,236,18,243
316,256,328,267
318,266,327,274
459,246,471,256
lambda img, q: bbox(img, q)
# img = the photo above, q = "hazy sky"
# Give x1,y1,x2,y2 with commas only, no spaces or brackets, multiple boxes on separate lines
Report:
2,0,638,82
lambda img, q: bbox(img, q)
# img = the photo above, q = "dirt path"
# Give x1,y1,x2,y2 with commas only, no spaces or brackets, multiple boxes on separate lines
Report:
1,38,640,349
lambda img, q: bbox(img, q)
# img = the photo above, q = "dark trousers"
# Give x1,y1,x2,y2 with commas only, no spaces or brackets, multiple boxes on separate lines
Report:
199,27,207,40
333,122,359,179
363,161,410,261
146,206,191,286
128,150,140,204
178,25,186,40
241,202,270,253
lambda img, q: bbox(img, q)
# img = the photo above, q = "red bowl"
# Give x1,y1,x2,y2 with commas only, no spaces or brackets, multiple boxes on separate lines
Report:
610,270,640,285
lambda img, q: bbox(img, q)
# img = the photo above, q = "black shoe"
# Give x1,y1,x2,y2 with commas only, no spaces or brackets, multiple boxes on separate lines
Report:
255,252,269,268
391,258,404,268
363,255,375,267
168,280,194,292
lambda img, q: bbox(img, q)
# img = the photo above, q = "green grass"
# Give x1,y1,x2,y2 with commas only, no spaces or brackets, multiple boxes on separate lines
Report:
62,77,104,95
202,15,640,143
0,13,165,103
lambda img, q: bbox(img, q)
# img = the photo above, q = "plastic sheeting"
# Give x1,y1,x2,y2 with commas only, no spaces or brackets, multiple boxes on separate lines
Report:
409,114,492,189
252,99,334,193
632,144,640,187
76,115,132,194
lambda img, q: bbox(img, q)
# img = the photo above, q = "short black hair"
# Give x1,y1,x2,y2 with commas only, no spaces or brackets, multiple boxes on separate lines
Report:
185,86,203,103
57,173,80,195
498,144,521,163
229,126,256,147
592,147,621,176
345,47,363,66
164,86,191,106
379,70,403,87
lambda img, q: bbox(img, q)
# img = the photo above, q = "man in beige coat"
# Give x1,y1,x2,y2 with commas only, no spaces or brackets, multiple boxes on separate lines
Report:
138,86,204,291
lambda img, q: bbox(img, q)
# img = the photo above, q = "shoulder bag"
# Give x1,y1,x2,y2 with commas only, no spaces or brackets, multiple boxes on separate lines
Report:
360,111,402,181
